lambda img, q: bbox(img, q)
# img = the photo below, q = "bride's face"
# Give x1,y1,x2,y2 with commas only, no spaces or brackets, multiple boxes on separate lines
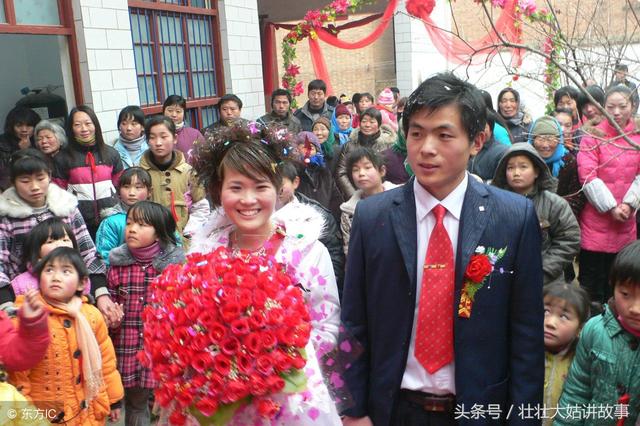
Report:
220,167,277,236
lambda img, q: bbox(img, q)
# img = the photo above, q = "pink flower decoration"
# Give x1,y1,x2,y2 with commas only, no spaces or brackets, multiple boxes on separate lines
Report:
491,0,507,7
330,0,350,14
285,64,300,77
518,0,537,15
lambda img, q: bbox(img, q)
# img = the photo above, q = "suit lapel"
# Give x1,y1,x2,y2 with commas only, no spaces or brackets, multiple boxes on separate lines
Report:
455,178,490,291
390,181,418,292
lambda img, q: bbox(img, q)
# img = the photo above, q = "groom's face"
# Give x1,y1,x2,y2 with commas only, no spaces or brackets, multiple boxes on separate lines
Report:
406,104,483,200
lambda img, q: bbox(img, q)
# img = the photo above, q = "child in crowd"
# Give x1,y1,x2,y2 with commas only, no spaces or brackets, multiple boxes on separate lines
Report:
312,116,340,173
112,105,148,168
53,105,123,239
11,218,90,297
139,115,210,242
108,201,185,426
162,95,204,158
336,107,396,198
331,103,354,145
556,240,640,425
492,143,580,285
95,167,152,265
10,247,124,425
340,147,397,256
0,106,41,191
542,282,590,426
189,123,341,424
353,92,374,128
0,289,49,372
376,88,399,132
0,150,118,326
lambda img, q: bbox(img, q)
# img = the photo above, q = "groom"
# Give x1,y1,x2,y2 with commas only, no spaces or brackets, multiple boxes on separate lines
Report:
341,73,544,426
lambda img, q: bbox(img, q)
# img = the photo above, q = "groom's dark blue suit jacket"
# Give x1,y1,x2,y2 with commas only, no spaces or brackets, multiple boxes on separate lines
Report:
341,177,544,425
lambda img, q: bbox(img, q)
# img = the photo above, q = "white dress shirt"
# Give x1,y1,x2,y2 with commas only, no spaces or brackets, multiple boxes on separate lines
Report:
400,174,469,395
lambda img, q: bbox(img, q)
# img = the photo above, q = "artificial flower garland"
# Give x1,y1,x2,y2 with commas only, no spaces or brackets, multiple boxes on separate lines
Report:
282,0,558,107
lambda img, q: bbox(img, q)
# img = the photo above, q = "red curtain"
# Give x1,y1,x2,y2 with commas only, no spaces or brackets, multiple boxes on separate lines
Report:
308,38,334,95
261,22,278,98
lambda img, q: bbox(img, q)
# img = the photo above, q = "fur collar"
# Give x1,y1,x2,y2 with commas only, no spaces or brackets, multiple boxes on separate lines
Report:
341,181,398,215
109,243,185,272
189,202,326,255
0,183,78,218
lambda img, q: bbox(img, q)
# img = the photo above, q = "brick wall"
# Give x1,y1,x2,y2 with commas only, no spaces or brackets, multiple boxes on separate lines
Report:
72,0,139,143
219,0,266,120
273,14,397,106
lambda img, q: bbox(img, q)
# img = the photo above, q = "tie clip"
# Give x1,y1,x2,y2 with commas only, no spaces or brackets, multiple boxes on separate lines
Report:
424,263,447,269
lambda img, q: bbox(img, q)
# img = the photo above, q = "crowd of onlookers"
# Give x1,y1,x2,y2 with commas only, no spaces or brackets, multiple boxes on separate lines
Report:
0,61,639,425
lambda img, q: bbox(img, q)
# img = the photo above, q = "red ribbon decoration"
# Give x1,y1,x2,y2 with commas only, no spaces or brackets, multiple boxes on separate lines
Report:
405,0,523,67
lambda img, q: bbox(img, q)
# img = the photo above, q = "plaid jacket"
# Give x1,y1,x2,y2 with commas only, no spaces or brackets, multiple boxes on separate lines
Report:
0,184,106,302
107,243,185,388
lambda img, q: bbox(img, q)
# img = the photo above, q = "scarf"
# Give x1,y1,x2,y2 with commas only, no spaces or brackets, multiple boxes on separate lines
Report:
542,143,567,177
174,122,185,131
129,240,161,265
75,135,96,146
47,296,103,402
618,314,640,338
118,134,146,152
357,129,381,147
331,110,353,145
320,131,336,158
308,153,326,168
392,129,407,155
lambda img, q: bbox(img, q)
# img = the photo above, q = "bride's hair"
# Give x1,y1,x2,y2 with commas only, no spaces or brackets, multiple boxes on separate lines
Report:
191,121,295,206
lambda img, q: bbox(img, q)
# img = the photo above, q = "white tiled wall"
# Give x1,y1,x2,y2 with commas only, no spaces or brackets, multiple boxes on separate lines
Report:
218,0,265,120
394,1,449,97
72,0,139,144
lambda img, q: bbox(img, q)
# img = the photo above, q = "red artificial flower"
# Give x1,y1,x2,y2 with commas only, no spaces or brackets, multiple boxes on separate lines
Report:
256,355,274,375
406,0,435,19
293,81,304,97
261,331,277,349
221,336,240,355
195,397,219,417
209,323,226,342
221,302,241,322
256,398,281,418
191,352,212,373
169,410,187,425
465,254,493,283
244,332,262,354
231,317,250,335
512,74,520,81
214,354,232,375
285,64,300,77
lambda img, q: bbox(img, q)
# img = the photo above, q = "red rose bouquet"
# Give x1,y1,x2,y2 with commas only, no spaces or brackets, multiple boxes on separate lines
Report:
140,247,311,425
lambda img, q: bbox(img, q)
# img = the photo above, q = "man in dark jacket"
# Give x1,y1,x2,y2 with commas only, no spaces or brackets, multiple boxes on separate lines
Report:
257,88,302,134
294,79,334,132
608,63,639,114
467,109,508,182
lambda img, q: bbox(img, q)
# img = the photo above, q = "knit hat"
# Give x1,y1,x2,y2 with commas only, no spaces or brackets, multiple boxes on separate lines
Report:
295,131,322,152
530,116,561,138
335,103,351,118
377,88,395,106
312,116,331,131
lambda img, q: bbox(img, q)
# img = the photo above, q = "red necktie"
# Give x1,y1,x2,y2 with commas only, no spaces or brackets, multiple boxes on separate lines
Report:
415,204,454,374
